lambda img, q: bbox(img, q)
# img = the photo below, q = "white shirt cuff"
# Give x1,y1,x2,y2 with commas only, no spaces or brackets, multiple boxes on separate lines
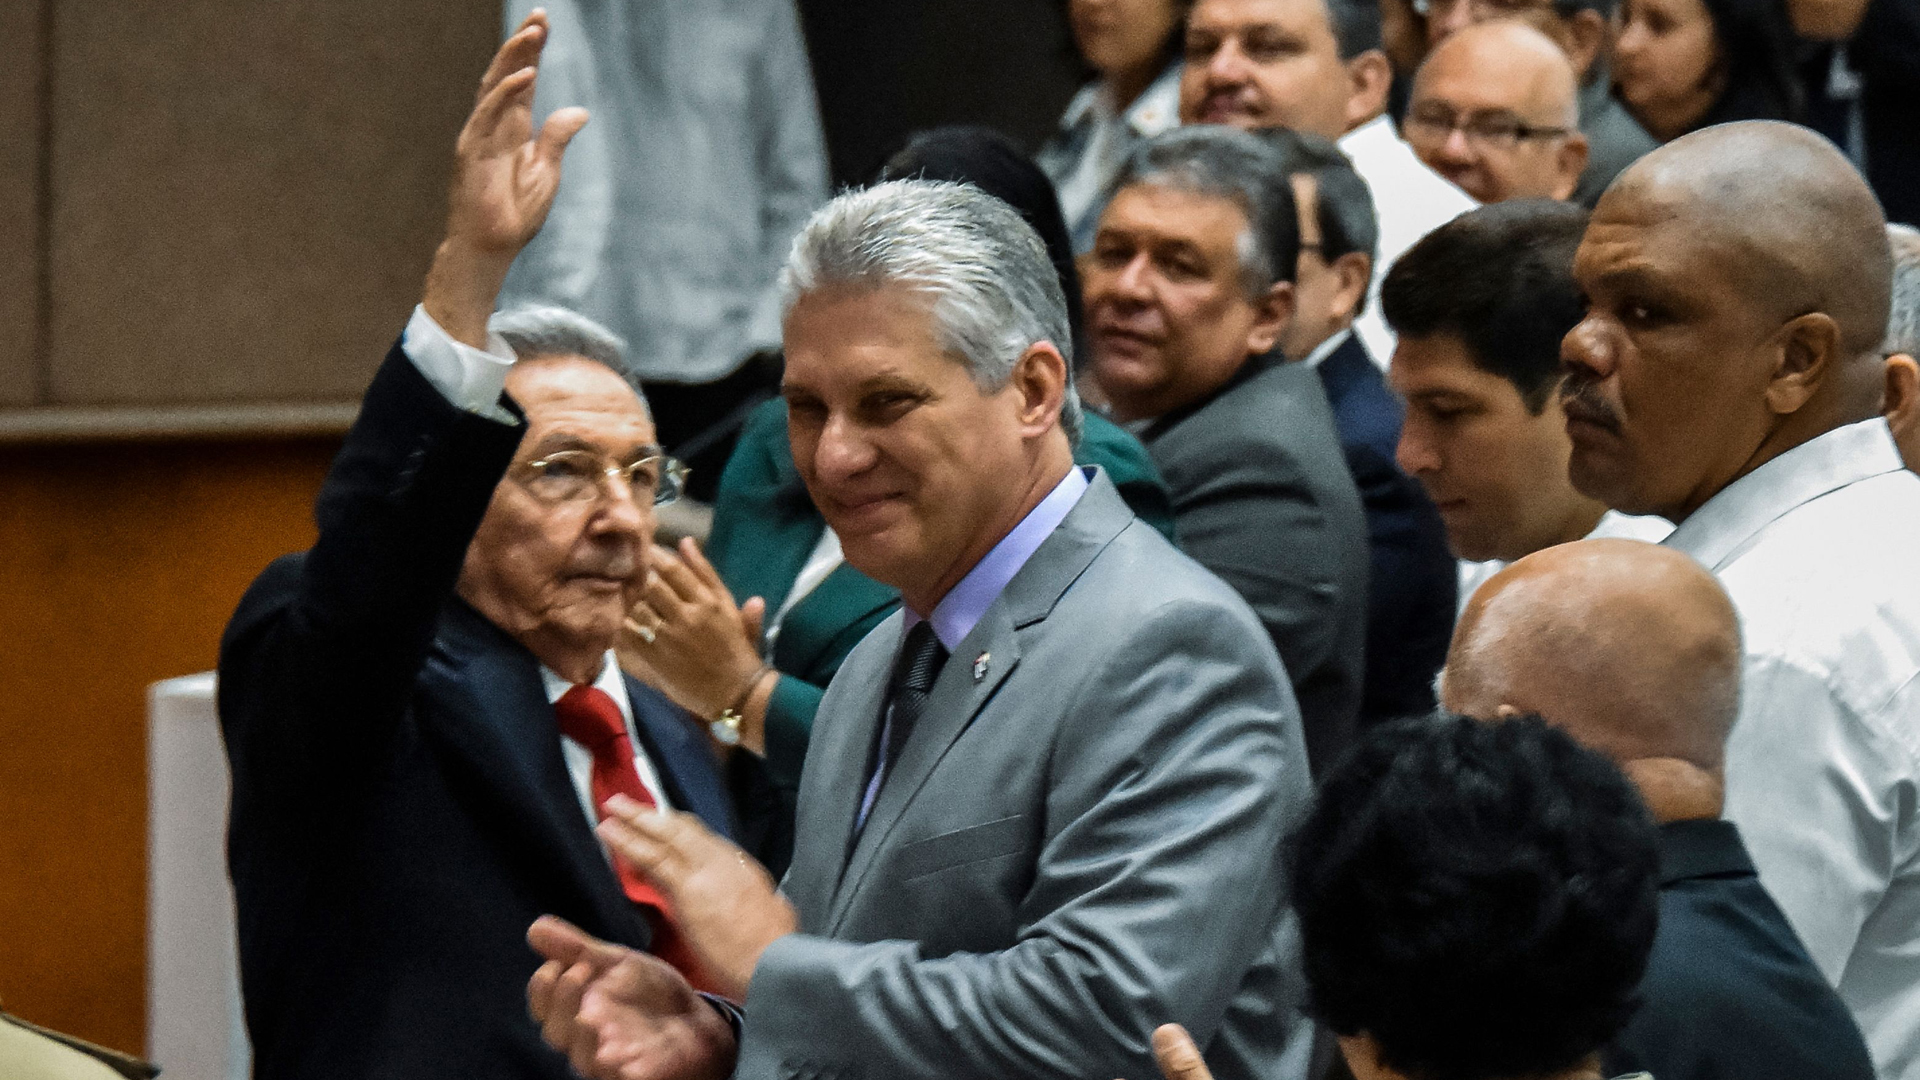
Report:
401,304,518,420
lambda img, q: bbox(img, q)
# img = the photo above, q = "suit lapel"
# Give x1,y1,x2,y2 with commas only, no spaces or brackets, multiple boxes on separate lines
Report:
826,609,1023,933
625,677,736,839
780,615,898,928
818,473,1140,931
417,599,651,946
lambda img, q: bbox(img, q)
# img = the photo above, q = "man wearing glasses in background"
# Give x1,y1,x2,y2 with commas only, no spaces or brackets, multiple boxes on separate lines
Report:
215,15,760,1080
1404,20,1590,204
1415,0,1654,204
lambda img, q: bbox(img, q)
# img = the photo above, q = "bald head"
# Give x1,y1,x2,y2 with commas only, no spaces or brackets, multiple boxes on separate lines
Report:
1444,539,1742,776
1561,122,1894,522
1406,21,1586,203
1605,122,1891,363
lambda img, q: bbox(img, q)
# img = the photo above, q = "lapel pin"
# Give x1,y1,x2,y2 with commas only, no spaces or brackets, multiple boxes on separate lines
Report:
972,652,991,682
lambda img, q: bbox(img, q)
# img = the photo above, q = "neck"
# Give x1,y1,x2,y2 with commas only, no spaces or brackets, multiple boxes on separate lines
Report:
900,441,1075,616
1663,404,1870,522
1623,758,1724,822
530,640,605,685
1342,110,1383,137
1106,60,1161,113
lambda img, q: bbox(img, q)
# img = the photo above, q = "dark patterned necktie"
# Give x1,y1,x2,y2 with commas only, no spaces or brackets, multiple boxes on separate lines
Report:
855,622,948,834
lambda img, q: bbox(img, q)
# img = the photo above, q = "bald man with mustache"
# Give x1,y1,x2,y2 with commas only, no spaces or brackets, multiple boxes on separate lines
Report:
1444,539,1874,1080
1560,121,1920,1078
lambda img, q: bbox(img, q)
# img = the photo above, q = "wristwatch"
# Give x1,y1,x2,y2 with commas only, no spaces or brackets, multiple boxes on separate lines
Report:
711,663,772,747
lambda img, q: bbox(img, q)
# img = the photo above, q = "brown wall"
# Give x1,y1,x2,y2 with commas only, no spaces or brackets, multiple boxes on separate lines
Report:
0,438,338,1052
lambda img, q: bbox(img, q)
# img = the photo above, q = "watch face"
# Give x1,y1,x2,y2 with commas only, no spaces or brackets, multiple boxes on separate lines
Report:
710,716,743,746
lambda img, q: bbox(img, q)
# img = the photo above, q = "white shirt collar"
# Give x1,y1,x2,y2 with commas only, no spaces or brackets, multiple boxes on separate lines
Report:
1059,62,1183,138
1664,418,1907,571
1299,328,1353,369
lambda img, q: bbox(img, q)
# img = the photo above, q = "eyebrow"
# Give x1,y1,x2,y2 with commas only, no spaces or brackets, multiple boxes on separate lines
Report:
527,432,662,461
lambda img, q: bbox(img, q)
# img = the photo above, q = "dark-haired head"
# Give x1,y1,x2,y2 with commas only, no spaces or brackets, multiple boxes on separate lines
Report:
1292,713,1660,1080
1383,200,1588,411
879,126,1088,360
1615,0,1803,143
1257,127,1378,359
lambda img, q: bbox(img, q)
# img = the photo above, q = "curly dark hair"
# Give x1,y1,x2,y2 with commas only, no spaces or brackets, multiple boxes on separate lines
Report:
1290,713,1660,1080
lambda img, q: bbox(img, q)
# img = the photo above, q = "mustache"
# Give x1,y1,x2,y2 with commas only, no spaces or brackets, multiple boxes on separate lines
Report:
1559,374,1621,432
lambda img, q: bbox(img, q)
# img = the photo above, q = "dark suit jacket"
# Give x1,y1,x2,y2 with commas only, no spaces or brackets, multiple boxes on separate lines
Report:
706,396,1177,873
739,473,1314,1080
1606,819,1876,1080
217,345,743,1080
1314,334,1456,727
1141,352,1370,773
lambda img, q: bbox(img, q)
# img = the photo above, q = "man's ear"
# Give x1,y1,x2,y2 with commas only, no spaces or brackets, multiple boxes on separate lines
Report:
1248,280,1299,356
1331,252,1373,324
1011,340,1070,435
1884,353,1920,467
1553,133,1591,200
1764,313,1841,416
1343,50,1395,131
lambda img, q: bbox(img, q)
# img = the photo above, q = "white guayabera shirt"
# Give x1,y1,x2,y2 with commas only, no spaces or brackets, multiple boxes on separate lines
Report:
1664,417,1920,1080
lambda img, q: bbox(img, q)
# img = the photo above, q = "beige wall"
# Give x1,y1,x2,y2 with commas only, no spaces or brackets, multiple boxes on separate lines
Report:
4,0,497,430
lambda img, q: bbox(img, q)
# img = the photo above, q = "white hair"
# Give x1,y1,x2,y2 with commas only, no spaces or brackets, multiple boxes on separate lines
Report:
780,179,1083,445
1886,223,1920,357
490,305,638,386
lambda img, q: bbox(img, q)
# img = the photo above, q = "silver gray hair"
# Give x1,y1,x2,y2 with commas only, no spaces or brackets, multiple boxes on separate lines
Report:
1116,126,1297,299
1886,223,1920,357
489,305,646,401
779,179,1083,445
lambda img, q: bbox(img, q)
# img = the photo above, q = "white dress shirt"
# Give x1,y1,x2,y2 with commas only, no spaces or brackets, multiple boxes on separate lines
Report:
1337,115,1477,370
1664,418,1920,1080
1455,509,1674,613
401,305,674,835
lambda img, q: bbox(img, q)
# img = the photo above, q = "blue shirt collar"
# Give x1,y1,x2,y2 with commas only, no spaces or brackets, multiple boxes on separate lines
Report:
904,466,1091,649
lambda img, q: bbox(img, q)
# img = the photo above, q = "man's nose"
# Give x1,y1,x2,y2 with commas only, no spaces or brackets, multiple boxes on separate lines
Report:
1562,316,1615,380
1396,418,1442,477
1205,40,1251,86
810,413,878,482
1111,252,1155,300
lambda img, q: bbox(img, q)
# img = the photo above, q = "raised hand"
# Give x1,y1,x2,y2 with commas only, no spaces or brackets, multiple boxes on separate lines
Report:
527,916,737,1080
597,794,798,999
423,8,590,347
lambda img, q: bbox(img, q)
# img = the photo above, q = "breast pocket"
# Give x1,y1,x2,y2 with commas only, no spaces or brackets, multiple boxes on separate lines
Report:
892,815,1030,883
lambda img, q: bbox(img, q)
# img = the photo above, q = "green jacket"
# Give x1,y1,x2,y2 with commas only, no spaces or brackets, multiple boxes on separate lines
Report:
707,398,1175,873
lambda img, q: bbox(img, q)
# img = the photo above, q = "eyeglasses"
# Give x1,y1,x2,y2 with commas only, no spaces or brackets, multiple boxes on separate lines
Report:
517,449,689,507
1404,105,1572,151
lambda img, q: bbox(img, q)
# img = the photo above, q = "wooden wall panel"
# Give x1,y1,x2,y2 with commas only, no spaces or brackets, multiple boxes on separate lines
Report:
0,1,42,406
46,0,498,407
0,438,338,1052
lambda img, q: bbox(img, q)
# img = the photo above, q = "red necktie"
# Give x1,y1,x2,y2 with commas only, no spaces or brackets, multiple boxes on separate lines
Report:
553,685,714,992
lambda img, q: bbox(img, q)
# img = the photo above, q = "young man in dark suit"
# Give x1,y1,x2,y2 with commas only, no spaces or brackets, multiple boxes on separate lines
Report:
1261,127,1457,728
216,15,755,1079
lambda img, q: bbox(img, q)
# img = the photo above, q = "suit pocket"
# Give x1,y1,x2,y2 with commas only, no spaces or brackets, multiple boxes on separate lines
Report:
893,815,1029,882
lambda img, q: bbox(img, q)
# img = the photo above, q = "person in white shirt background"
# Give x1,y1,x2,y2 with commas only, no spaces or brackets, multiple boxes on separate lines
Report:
1563,120,1920,1080
1176,0,1475,368
1379,199,1669,609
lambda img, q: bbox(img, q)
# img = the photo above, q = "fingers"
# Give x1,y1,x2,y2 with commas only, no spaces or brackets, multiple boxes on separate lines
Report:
467,65,538,147
1152,1024,1214,1080
529,914,633,970
740,596,766,647
529,958,563,1023
535,105,591,168
649,545,712,607
478,12,548,104
678,537,732,597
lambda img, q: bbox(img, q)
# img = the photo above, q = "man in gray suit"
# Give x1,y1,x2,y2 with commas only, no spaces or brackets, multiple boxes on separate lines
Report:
1084,126,1370,771
526,179,1315,1080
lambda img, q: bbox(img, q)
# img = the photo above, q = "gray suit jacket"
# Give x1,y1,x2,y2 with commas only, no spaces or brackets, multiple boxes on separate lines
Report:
736,471,1315,1080
1141,355,1370,774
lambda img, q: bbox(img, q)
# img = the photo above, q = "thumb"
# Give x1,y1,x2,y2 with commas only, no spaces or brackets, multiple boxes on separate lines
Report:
741,596,766,647
1152,1024,1214,1080
535,105,590,167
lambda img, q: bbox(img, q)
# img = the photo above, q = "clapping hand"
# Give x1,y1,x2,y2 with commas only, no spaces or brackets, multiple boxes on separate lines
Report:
423,7,590,347
597,794,797,1000
527,916,737,1080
